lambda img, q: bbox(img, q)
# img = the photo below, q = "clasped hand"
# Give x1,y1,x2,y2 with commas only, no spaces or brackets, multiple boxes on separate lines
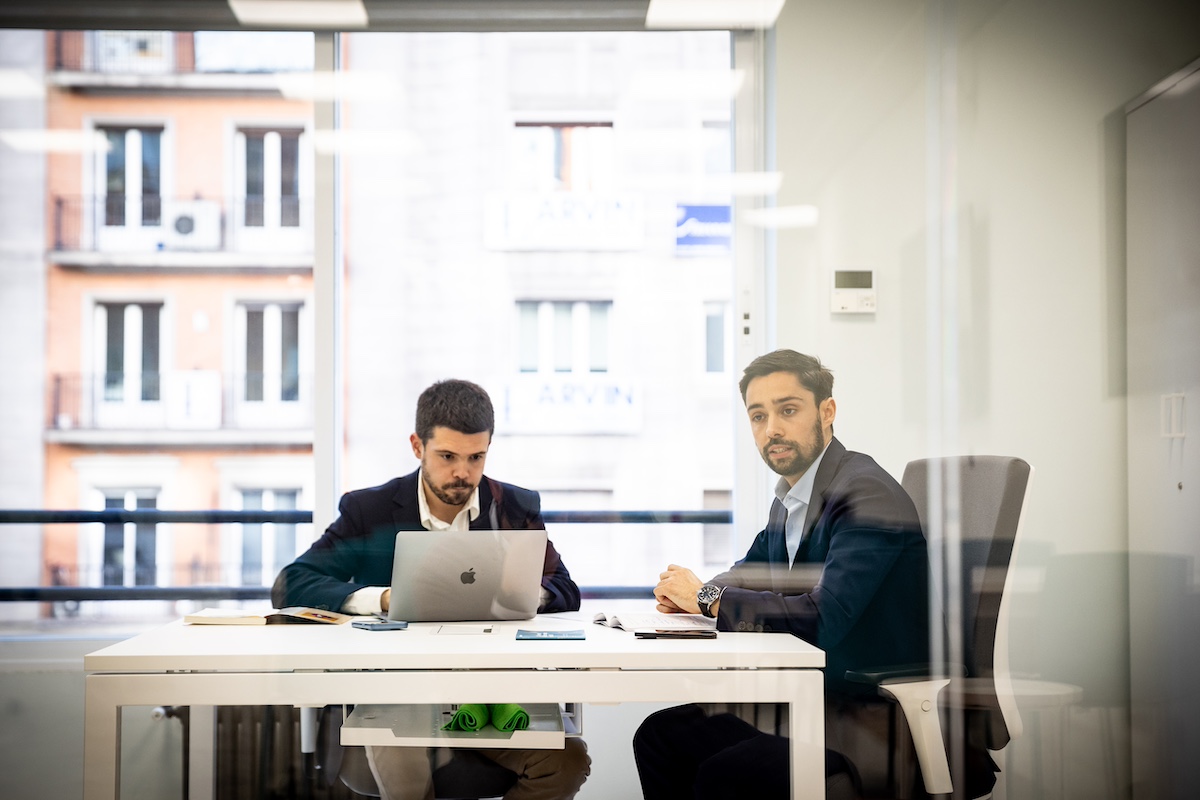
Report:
654,564,704,614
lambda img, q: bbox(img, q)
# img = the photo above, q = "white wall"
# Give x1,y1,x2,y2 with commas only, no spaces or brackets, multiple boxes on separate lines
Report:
0,29,47,621
772,1,1200,797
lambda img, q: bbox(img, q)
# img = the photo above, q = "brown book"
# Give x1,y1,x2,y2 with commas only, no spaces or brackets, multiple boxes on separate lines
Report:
184,606,351,625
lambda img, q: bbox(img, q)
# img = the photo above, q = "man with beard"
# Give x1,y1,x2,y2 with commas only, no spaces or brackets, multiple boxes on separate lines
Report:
634,350,931,800
273,379,589,800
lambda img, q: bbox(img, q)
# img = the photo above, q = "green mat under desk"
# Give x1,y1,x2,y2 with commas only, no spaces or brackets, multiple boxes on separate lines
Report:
341,703,571,749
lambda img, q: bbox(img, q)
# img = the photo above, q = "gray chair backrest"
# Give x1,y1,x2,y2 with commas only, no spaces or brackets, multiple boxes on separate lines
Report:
902,455,1032,746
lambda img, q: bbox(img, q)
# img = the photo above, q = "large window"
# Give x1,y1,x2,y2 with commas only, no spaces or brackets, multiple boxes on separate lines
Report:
101,491,158,587
92,123,167,252
238,126,302,228
510,122,614,192
704,301,728,373
233,300,309,429
238,488,299,586
517,300,611,374
96,300,163,406
99,125,163,228
239,301,301,403
340,33,740,569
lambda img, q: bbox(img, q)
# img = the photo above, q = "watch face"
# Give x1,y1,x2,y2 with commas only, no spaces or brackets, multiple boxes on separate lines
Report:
698,584,720,604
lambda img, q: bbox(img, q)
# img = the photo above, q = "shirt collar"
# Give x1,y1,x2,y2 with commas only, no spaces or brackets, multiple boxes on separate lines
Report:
416,467,481,531
774,439,832,508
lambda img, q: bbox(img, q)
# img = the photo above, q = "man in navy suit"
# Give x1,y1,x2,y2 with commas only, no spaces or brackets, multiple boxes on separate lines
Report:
634,350,930,800
273,379,589,800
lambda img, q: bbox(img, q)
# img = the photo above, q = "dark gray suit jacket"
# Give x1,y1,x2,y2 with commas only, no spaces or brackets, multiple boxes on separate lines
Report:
713,437,930,693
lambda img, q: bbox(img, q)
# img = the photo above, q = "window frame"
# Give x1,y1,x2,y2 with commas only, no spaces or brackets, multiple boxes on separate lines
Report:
84,292,175,429
216,455,314,587
83,115,176,251
228,293,313,429
229,119,313,254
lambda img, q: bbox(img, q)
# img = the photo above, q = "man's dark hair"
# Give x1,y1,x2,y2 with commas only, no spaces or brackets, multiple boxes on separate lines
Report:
415,379,495,442
738,349,835,405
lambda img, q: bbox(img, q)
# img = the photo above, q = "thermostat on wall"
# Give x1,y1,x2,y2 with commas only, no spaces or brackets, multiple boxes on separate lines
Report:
831,270,876,314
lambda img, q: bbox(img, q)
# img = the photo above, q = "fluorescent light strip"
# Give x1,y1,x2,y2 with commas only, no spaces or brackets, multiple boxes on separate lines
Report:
227,0,368,28
742,205,819,229
645,0,786,30
0,130,109,154
274,71,403,101
0,70,44,99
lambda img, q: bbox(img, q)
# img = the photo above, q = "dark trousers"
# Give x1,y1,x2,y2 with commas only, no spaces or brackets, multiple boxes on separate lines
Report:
634,703,843,800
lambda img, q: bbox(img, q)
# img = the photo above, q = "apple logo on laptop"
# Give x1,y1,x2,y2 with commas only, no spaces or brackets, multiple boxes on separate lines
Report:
460,568,476,585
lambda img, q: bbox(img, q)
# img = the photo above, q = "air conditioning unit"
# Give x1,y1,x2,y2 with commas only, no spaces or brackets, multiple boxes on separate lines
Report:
164,200,222,250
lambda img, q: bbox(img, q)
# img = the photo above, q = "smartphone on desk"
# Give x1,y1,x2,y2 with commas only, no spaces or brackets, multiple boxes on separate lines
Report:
634,629,717,639
352,619,409,631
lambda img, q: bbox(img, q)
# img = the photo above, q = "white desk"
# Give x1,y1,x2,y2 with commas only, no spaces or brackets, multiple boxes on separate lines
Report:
84,606,825,799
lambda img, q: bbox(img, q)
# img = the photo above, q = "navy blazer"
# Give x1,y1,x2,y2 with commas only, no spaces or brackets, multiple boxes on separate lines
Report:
713,437,930,693
271,470,580,614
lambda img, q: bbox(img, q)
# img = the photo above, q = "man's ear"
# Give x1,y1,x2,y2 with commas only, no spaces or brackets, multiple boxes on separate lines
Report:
409,433,423,460
821,397,837,429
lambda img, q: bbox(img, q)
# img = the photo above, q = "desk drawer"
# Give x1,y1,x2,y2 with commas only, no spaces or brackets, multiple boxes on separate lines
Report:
341,704,576,749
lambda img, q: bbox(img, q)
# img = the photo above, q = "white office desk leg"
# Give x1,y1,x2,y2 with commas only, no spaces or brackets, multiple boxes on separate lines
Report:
83,675,120,800
300,706,319,754
190,706,217,800
787,672,826,800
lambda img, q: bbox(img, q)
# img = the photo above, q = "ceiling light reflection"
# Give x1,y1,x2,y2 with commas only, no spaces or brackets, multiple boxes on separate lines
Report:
626,69,746,101
742,205,819,229
309,129,423,156
227,0,367,28
0,70,44,99
616,172,782,196
645,0,786,30
275,71,404,101
0,130,109,153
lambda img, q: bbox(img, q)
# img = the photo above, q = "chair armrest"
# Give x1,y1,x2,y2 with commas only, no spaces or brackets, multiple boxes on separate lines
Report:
842,664,966,797
844,662,967,687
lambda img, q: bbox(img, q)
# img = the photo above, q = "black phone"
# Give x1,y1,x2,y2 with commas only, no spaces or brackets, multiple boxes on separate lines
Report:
352,619,409,631
634,629,718,639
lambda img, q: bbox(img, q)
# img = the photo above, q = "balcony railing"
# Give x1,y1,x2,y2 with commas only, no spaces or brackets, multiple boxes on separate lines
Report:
51,31,314,77
52,194,312,259
49,371,314,433
53,31,193,74
0,508,734,605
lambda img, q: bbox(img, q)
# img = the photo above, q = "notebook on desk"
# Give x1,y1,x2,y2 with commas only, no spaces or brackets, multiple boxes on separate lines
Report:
386,529,547,622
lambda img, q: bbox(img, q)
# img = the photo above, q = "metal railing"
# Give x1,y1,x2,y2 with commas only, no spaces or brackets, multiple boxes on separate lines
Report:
48,371,315,433
0,508,733,603
51,194,312,255
53,31,191,74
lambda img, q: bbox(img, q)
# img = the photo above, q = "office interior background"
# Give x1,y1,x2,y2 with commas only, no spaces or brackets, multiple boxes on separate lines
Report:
1,0,1198,798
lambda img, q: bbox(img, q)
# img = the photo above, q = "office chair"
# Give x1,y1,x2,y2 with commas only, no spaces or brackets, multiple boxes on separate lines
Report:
847,455,1033,799
317,705,518,800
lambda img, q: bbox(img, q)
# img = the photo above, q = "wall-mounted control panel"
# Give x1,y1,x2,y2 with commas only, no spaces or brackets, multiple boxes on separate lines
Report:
831,269,876,314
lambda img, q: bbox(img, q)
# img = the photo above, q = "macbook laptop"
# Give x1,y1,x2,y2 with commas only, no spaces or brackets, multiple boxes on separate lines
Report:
386,529,547,622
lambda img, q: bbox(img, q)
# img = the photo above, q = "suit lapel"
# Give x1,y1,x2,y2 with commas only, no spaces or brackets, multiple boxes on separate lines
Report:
797,437,846,557
391,470,422,531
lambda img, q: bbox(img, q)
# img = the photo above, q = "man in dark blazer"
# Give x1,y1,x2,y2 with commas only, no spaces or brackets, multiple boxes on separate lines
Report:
635,350,930,800
273,379,589,800
271,470,579,615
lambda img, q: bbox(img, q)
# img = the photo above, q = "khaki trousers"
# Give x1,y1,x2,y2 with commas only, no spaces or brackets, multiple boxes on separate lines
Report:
365,741,590,800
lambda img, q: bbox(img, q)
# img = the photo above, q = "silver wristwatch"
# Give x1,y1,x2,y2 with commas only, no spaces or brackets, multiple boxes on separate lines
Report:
697,583,724,618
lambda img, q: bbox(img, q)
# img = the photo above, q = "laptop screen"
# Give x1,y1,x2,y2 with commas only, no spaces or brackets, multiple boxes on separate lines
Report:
386,529,547,622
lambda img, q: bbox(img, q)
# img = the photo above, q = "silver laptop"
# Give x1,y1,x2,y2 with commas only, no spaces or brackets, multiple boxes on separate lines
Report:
386,529,547,622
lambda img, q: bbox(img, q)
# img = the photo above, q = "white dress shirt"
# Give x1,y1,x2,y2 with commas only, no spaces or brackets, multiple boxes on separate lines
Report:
342,469,480,615
774,441,831,567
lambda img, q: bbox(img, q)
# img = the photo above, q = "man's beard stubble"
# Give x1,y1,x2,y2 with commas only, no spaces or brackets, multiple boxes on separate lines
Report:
423,472,474,508
761,417,825,480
